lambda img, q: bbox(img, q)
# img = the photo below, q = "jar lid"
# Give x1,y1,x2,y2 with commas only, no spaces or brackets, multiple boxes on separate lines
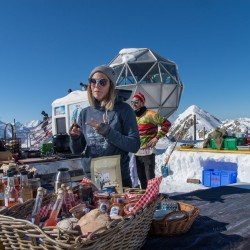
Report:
58,168,69,171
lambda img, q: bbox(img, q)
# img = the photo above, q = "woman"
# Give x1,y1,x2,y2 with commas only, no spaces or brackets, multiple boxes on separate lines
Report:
70,65,140,187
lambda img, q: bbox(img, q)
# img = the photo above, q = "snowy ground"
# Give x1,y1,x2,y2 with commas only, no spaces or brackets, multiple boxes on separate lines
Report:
154,137,250,196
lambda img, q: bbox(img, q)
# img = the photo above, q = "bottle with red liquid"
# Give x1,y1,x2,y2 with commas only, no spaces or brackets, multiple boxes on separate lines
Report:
4,170,19,207
43,188,64,227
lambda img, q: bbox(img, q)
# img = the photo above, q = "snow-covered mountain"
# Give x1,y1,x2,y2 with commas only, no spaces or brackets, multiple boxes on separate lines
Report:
169,105,250,140
221,118,250,134
0,119,43,148
24,120,41,128
0,105,250,148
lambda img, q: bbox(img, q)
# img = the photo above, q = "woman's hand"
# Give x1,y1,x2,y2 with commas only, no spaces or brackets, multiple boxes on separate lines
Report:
85,117,101,130
70,119,81,136
85,113,107,130
85,115,110,136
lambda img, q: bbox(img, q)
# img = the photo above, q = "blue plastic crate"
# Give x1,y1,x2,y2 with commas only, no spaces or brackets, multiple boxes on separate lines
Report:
202,169,212,187
210,170,221,187
220,170,237,185
202,169,237,187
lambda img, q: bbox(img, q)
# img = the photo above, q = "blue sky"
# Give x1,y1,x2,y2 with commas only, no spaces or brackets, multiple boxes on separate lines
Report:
0,0,250,124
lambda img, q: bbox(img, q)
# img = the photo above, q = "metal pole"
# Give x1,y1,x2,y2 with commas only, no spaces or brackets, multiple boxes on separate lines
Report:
193,115,196,141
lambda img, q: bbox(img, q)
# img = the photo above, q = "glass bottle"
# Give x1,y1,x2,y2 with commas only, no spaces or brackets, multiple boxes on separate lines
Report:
0,169,5,206
60,184,68,216
30,187,45,225
55,168,71,193
4,170,19,207
66,186,76,207
13,169,20,192
43,188,64,227
18,169,33,203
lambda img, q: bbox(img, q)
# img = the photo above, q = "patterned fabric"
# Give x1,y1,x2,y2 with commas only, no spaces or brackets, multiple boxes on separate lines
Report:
136,109,171,149
39,194,79,220
64,193,72,210
130,176,162,213
126,193,139,199
39,204,51,219
81,177,92,184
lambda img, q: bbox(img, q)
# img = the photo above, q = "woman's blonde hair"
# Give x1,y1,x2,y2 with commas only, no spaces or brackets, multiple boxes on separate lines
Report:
87,80,116,111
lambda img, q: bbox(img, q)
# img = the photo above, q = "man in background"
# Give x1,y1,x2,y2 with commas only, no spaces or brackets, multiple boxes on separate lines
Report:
131,92,171,189
41,111,49,132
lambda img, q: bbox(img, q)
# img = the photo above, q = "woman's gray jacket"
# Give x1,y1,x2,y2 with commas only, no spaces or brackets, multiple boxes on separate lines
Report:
70,92,140,181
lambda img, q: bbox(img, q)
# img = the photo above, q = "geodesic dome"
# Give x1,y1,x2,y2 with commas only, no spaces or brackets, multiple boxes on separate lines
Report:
109,48,183,118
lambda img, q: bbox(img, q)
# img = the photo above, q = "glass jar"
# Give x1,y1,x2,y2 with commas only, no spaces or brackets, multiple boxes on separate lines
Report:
110,202,124,217
93,191,110,206
97,198,111,213
55,168,71,192
111,193,126,204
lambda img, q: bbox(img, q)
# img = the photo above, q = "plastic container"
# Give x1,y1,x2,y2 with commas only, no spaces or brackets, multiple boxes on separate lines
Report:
236,137,247,146
220,170,237,186
202,169,212,187
41,143,53,155
210,170,221,187
246,137,250,144
209,139,218,149
223,138,238,150
202,169,237,187
237,145,250,151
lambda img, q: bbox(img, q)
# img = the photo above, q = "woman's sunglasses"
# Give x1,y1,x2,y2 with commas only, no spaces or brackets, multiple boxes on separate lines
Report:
89,78,108,87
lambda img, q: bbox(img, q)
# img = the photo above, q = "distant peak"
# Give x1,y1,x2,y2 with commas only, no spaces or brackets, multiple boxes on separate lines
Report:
186,105,201,113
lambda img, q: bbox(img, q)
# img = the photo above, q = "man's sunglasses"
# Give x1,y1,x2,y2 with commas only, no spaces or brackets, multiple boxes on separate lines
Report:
131,100,141,105
89,78,108,87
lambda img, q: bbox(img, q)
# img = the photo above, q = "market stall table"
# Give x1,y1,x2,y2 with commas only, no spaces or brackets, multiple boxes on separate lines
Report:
143,185,250,250
18,156,84,184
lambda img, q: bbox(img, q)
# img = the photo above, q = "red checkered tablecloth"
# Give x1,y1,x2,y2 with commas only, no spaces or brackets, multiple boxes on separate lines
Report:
130,176,162,213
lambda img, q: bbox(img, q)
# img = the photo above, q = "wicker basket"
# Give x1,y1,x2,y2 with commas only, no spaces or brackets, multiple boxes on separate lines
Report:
124,188,146,194
0,192,159,250
149,201,200,236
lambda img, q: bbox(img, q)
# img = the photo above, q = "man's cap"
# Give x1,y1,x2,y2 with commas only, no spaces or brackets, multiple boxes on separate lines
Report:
133,92,145,103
